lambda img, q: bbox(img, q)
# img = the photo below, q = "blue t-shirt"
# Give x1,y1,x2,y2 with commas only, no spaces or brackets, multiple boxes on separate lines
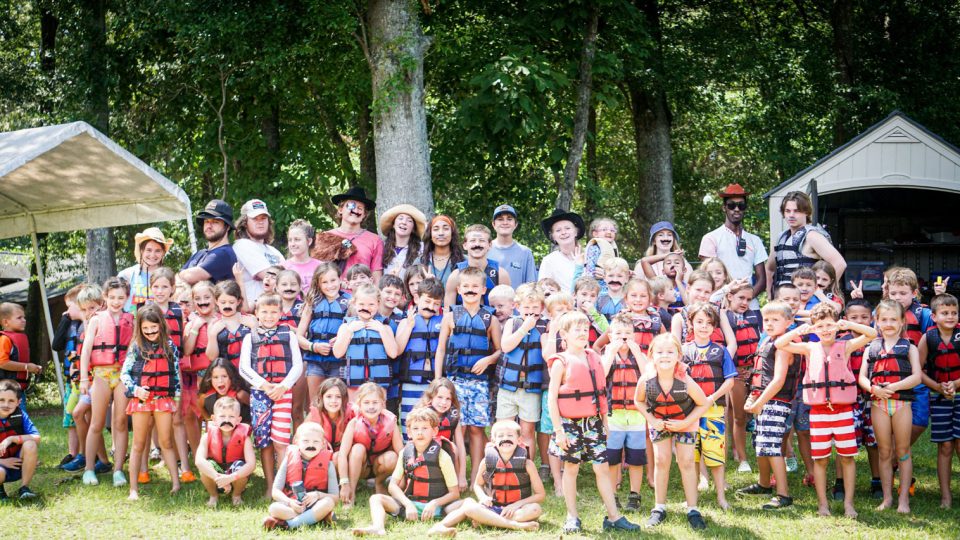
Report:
489,241,537,286
182,244,238,284
694,342,738,380
1,408,38,438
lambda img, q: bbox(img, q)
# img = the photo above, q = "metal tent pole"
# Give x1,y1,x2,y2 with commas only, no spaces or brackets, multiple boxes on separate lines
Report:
30,219,65,401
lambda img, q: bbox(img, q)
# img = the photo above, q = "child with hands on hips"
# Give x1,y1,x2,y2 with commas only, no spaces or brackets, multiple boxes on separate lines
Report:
332,284,399,396
428,419,545,536
337,382,402,507
195,396,256,507
263,421,339,530
121,304,182,499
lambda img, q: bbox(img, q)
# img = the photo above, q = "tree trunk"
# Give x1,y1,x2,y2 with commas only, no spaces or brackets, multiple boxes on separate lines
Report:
367,0,434,219
358,96,377,191
556,3,599,212
628,79,673,245
79,0,116,282
583,103,600,217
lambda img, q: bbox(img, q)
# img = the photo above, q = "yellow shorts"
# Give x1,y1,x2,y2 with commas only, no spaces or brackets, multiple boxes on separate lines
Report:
694,404,726,468
92,365,121,390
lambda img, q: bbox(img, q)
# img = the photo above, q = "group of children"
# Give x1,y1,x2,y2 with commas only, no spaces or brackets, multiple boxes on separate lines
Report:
0,218,958,535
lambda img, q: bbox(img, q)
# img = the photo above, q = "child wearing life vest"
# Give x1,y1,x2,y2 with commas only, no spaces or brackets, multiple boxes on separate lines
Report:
198,358,251,424
396,278,445,430
574,277,608,347
547,311,639,533
858,298,922,513
724,281,761,472
276,269,304,330
79,277,135,487
776,303,876,517
918,293,960,508
0,380,40,500
427,419,545,536
435,266,502,482
417,378,468,492
443,224,511,308
792,266,842,321
206,280,257,372
239,292,304,497
0,302,40,395
650,276,677,331
672,271,737,351
305,377,354,456
771,282,813,479
337,382,403,507
121,304,182,500
52,285,85,467
332,284,399,394
637,333,711,529
595,258,630,321
264,421,338,530
181,281,218,474
195,396,256,507
352,407,462,536
681,303,737,509
737,300,800,510
538,291,573,495
498,284,548,452
296,262,351,403
601,312,649,512
377,274,407,415
595,278,665,356
813,260,845,312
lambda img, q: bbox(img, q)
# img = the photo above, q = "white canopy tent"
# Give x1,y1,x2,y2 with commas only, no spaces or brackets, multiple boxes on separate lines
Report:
0,121,197,399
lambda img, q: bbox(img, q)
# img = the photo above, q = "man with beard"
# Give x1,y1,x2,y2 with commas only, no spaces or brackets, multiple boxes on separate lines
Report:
233,199,285,302
180,199,238,285
698,184,767,310
323,187,383,281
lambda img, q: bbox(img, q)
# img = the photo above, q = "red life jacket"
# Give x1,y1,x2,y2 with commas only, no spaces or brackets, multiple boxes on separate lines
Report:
682,341,728,406
607,350,641,410
802,341,857,406
284,444,333,495
0,410,24,458
631,313,663,354
644,375,695,420
481,443,532,505
0,331,31,390
402,439,449,503
128,342,178,398
217,324,250,370
727,310,761,368
867,338,914,401
307,402,357,452
183,321,212,373
432,406,460,442
163,304,184,348
351,410,397,455
551,350,608,419
207,423,251,467
279,300,303,329
749,339,800,402
925,328,960,385
89,312,135,366
904,302,926,346
839,332,867,396
251,326,293,383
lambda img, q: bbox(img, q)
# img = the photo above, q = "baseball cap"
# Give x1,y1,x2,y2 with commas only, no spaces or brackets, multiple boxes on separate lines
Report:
492,204,518,220
240,199,270,219
196,199,234,228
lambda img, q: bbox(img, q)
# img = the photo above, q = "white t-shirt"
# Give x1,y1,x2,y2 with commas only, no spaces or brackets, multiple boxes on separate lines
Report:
698,225,768,308
539,250,577,293
233,238,285,302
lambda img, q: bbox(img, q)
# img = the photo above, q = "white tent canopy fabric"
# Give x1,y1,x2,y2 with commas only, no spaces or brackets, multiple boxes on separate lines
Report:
0,121,197,398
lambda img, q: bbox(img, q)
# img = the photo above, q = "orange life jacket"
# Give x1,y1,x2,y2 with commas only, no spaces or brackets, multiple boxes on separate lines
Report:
801,341,857,406
631,313,662,354
402,439,449,503
867,338,914,401
551,350,608,419
0,409,24,458
163,304,184,348
351,410,397,456
482,443,532,505
89,312,135,366
904,301,927,346
207,423,251,467
183,321,212,373
127,342,178,398
307,402,357,452
284,444,333,495
682,341,728,406
606,349,641,411
0,331,31,390
645,375,695,420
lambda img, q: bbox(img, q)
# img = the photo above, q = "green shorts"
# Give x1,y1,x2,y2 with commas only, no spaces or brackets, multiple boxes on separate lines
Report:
393,500,443,519
63,381,80,428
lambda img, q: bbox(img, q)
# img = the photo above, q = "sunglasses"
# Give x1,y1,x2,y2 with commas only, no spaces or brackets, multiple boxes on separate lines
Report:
725,201,747,211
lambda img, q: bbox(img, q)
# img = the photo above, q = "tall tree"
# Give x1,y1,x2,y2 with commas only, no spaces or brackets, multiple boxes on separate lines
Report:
365,0,434,218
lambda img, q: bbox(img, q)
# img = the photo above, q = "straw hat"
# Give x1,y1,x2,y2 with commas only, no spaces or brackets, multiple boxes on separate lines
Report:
379,204,427,237
134,227,174,261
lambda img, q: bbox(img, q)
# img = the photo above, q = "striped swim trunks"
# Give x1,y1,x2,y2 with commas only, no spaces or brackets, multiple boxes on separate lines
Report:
754,399,791,457
251,388,293,449
809,403,857,460
930,394,960,443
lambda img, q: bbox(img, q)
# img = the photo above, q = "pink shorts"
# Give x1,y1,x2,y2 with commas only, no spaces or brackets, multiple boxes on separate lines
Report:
809,403,857,460
180,371,201,419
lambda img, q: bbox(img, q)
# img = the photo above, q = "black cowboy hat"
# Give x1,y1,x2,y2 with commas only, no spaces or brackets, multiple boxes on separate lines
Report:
331,186,376,211
541,208,585,241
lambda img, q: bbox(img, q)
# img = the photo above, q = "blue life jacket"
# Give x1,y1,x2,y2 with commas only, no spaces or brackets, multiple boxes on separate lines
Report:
596,294,624,321
376,309,405,399
402,314,443,384
455,260,500,305
305,294,351,364
500,317,547,393
344,317,391,387
444,305,493,380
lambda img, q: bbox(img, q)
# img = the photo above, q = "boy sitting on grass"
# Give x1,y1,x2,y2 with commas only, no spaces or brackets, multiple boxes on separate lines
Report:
0,380,40,500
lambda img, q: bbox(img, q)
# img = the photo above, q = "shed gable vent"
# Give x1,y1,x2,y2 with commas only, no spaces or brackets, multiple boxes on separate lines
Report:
877,127,919,144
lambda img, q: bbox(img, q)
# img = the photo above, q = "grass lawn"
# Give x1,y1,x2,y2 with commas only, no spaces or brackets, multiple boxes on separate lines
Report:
4,401,958,539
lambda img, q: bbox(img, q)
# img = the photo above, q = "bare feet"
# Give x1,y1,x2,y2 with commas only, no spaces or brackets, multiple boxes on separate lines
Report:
896,502,910,514
717,499,731,511
844,505,858,518
206,496,218,508
232,495,243,506
352,527,387,537
516,521,539,532
817,504,831,516
427,525,457,537
170,484,181,495
940,499,952,509
876,499,893,511
128,491,139,501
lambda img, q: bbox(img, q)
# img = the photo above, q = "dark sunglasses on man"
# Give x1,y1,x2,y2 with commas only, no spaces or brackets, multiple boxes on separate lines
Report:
725,201,747,211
